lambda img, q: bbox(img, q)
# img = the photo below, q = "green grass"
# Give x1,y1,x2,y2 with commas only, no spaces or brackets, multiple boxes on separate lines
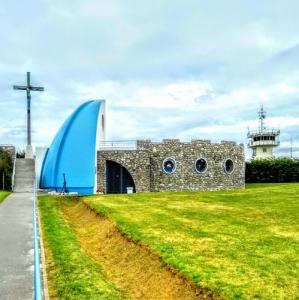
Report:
38,196,125,300
0,191,11,203
84,183,299,300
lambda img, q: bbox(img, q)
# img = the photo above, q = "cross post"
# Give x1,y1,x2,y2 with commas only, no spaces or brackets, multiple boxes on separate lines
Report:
13,72,44,157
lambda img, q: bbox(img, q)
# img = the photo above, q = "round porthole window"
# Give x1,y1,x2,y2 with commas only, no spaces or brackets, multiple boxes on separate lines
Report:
195,158,208,173
163,158,176,174
224,159,234,174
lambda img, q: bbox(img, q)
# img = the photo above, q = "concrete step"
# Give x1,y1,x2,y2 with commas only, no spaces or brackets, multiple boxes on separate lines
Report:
15,165,35,169
14,176,35,180
14,177,35,181
15,165,35,168
15,163,34,167
13,159,36,193
14,180,35,186
14,180,34,184
14,180,34,185
14,172,35,177
15,174,35,178
15,177,35,180
14,169,35,173
15,164,34,168
15,158,34,163
15,169,35,173
15,162,34,165
14,186,34,192
14,187,33,193
15,166,34,170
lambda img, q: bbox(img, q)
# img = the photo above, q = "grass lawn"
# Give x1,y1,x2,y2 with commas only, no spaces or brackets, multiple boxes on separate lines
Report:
0,191,11,203
84,183,299,300
39,196,125,300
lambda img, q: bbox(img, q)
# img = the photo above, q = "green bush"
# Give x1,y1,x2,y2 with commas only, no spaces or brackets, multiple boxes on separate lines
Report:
0,148,13,190
245,157,299,183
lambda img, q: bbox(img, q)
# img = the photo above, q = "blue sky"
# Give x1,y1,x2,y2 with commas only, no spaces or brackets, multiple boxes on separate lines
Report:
0,0,298,158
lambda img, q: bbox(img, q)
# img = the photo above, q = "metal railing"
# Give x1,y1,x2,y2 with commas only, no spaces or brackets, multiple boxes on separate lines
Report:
247,129,280,137
99,140,138,150
11,158,16,191
33,182,43,300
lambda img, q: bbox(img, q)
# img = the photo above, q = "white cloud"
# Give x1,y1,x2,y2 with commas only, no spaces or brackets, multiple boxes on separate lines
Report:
0,0,299,160
77,81,212,109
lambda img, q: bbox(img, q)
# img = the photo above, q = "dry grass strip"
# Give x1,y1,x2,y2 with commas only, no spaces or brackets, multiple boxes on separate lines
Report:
61,200,220,300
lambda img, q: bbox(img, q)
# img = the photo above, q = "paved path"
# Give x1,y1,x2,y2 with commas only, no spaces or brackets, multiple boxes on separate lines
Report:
0,193,34,300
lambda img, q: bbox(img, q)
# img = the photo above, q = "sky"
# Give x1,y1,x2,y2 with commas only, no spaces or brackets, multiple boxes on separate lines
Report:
0,0,298,158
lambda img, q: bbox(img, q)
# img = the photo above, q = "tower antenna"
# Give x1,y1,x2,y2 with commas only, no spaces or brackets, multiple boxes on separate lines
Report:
258,104,266,131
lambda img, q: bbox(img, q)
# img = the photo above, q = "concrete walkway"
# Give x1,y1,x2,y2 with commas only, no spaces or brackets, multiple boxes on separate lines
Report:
0,193,33,300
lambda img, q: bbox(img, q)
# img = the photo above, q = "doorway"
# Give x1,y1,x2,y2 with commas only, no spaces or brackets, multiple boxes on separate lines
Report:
106,160,135,194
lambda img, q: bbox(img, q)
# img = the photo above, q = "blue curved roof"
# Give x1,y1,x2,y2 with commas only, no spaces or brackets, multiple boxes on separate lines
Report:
40,100,102,194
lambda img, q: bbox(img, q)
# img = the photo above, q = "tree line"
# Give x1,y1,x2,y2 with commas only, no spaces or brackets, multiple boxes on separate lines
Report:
0,148,13,190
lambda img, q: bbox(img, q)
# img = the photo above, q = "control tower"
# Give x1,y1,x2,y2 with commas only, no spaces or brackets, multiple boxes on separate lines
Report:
247,105,280,159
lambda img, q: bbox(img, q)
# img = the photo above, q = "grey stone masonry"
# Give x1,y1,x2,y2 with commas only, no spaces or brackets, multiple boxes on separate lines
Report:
97,139,245,193
97,150,151,193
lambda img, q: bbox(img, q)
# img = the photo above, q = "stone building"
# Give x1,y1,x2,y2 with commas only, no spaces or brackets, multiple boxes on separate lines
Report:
97,139,245,193
35,100,245,195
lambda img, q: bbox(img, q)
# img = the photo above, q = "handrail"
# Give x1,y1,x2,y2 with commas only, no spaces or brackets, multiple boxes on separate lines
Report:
33,181,43,300
11,158,16,191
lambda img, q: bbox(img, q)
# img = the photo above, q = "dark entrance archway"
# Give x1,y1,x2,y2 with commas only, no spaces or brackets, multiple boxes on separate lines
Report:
106,160,136,194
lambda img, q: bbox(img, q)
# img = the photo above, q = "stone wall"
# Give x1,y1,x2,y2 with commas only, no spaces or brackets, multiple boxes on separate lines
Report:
97,150,150,193
97,139,245,193
145,139,244,192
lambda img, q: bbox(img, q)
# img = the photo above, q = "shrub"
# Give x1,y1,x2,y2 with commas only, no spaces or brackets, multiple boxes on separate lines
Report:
245,157,299,183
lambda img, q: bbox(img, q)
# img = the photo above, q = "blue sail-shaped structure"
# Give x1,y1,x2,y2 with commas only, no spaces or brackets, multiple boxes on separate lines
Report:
40,100,102,194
